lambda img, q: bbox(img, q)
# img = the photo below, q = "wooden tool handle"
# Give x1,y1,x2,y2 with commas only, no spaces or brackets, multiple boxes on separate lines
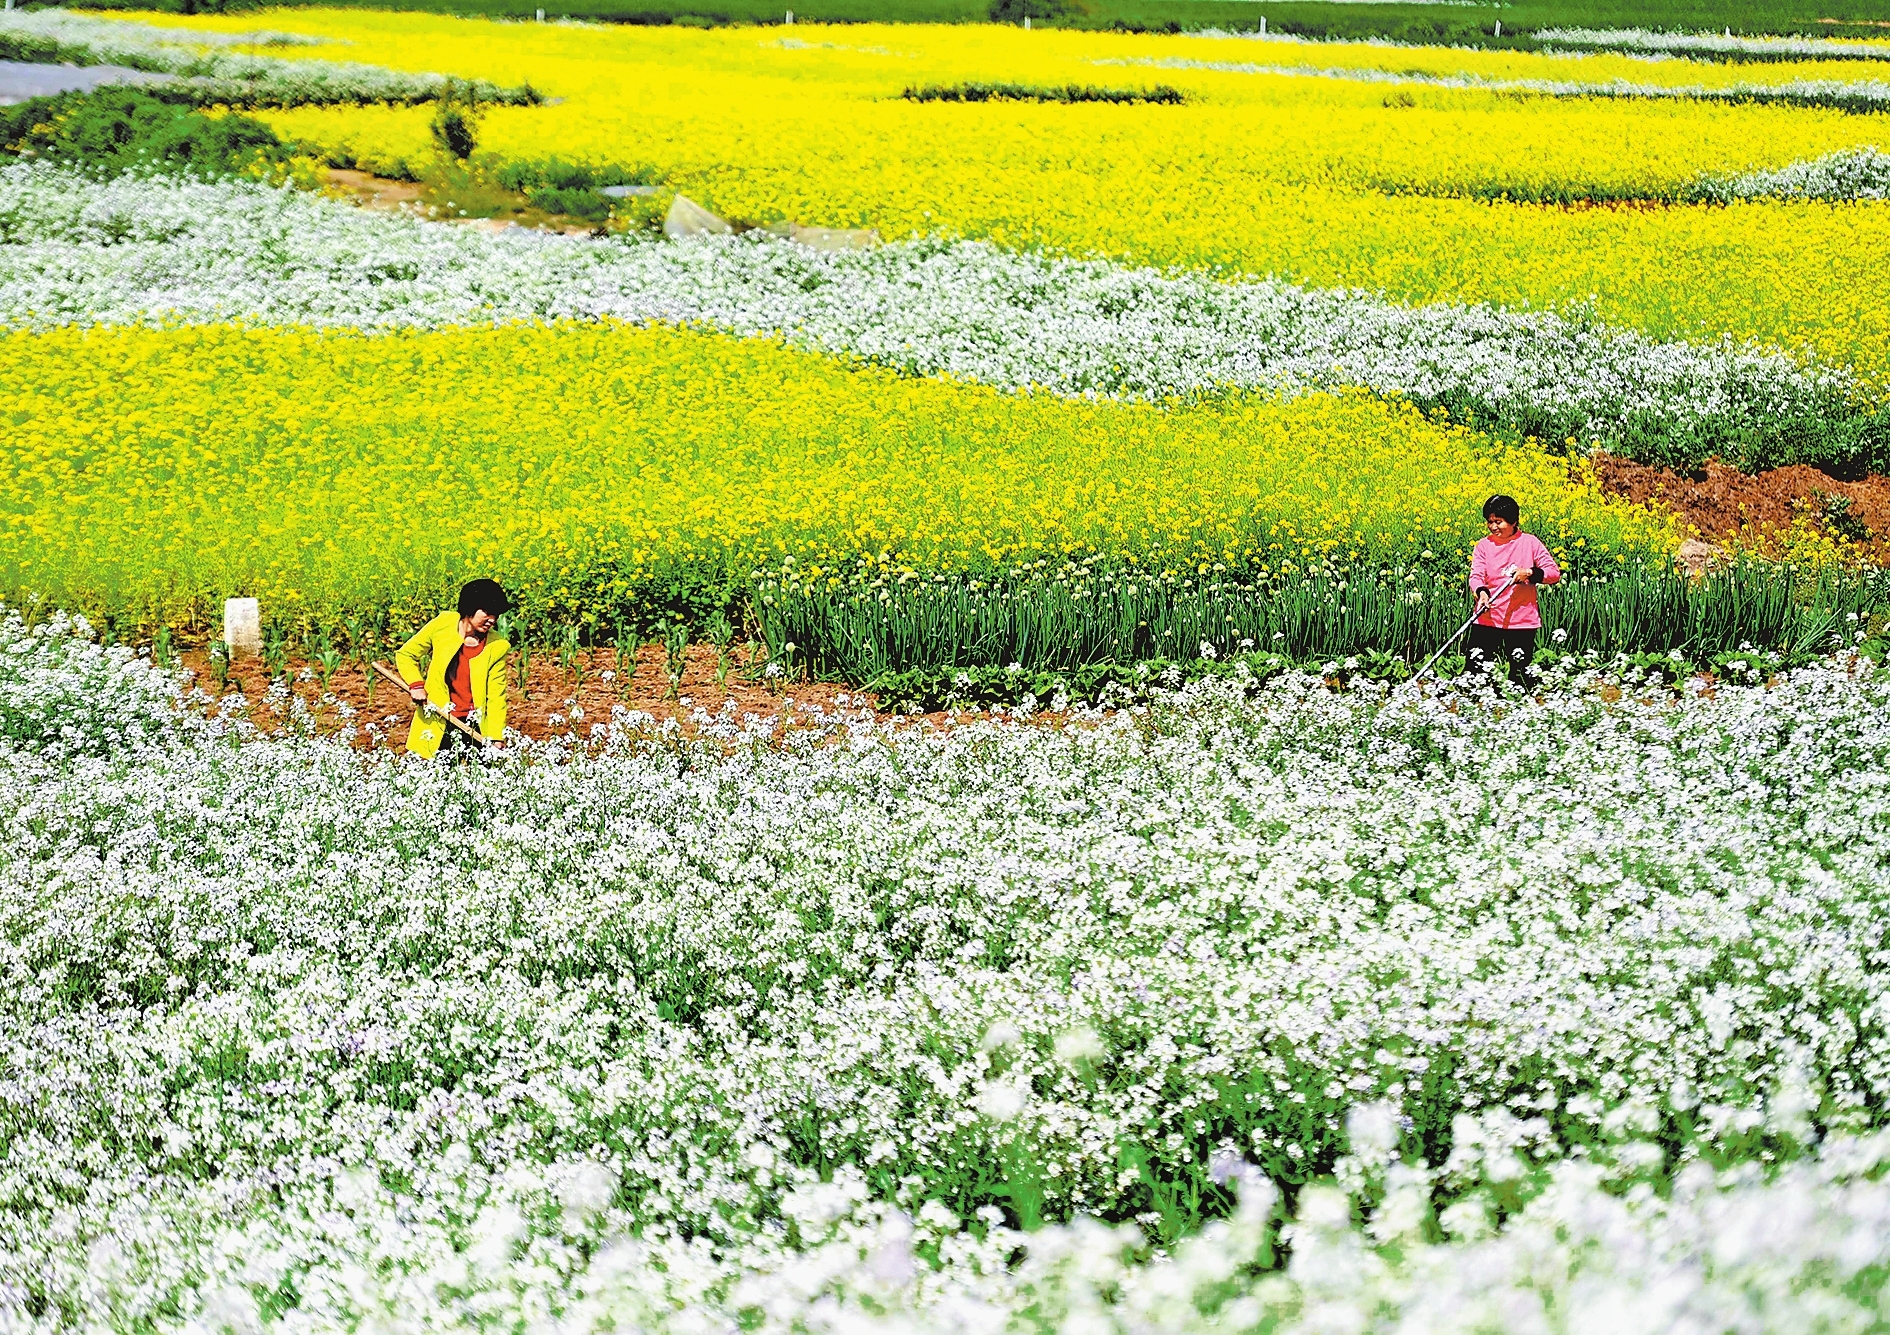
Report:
371,661,489,746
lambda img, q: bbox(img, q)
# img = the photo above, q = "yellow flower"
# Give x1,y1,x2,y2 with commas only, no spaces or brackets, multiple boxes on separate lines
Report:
0,322,1672,631
131,9,1890,386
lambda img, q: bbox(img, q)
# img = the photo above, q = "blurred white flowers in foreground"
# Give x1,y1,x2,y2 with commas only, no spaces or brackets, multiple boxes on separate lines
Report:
4,611,1890,1330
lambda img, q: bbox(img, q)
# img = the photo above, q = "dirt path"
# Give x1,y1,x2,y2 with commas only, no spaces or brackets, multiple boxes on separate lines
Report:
0,59,171,103
322,167,601,236
176,642,1028,749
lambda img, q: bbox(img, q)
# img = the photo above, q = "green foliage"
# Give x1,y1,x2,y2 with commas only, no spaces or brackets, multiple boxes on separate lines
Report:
1404,390,1890,482
706,611,737,687
0,87,289,179
903,80,1183,104
31,0,261,12
987,0,1067,24
262,623,290,682
1815,493,1873,546
1084,0,1889,43
1689,401,1890,480
52,0,985,20
762,559,1881,683
427,81,495,161
435,155,663,223
0,27,85,64
207,640,233,694
315,635,343,693
662,622,689,698
492,155,662,219
526,184,609,217
44,0,1877,42
612,619,638,695
491,157,657,192
429,101,478,160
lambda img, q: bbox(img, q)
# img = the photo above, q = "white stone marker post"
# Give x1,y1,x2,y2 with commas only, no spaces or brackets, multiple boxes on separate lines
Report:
224,597,262,658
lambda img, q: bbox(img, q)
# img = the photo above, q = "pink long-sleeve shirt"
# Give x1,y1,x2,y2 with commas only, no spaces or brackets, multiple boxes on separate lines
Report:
1471,533,1560,630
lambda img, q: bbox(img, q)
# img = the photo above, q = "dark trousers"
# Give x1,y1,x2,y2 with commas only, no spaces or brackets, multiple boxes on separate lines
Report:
1465,625,1538,687
441,719,483,759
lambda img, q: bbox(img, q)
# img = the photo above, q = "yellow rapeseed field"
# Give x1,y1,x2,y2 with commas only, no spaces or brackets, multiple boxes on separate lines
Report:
0,323,1669,633
126,10,1890,383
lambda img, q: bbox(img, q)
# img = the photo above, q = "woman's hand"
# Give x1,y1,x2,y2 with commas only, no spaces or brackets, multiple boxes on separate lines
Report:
409,683,428,704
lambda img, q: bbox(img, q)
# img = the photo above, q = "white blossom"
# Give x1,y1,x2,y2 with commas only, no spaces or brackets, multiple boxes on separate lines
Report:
3,614,1890,1329
1537,26,1890,63
0,164,1855,452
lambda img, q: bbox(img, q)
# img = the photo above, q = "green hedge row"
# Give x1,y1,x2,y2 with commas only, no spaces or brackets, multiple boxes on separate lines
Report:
0,87,291,178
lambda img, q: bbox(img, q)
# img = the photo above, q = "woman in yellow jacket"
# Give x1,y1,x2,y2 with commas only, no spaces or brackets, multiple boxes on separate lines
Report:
395,578,512,758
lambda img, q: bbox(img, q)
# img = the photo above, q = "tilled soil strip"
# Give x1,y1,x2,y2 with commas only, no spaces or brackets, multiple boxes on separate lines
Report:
172,452,1890,747
174,643,1033,747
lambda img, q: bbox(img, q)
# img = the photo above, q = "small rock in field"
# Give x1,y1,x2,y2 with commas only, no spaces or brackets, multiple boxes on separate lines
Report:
664,194,733,239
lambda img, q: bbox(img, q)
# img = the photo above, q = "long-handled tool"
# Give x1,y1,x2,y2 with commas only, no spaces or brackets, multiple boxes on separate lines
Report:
1414,571,1520,682
371,660,489,748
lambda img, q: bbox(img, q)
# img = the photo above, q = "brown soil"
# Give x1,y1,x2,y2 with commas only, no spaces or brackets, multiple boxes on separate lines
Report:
175,450,1890,749
323,167,428,210
175,643,1031,750
1587,451,1890,559
321,167,600,236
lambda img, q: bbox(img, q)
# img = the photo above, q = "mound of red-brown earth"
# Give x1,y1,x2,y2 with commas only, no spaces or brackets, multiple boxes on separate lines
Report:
1587,451,1890,561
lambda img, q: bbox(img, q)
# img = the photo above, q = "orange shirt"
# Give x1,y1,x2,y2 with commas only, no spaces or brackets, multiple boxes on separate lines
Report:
449,640,486,716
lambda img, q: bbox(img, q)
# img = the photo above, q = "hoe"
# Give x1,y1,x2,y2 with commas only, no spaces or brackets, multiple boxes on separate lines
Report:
1414,570,1519,682
371,660,490,749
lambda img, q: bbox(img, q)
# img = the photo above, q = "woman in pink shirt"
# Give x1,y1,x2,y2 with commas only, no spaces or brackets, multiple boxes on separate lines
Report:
1467,494,1560,685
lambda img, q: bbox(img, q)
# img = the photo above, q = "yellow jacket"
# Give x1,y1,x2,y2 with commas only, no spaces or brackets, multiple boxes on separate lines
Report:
395,610,509,757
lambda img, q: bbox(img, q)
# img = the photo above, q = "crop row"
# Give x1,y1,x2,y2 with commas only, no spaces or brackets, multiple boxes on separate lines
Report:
0,321,1670,651
1533,26,1890,63
758,558,1876,680
3,165,1875,475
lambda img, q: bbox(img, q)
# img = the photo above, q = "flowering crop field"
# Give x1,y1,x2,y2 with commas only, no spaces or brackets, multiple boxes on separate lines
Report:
136,9,1890,382
0,163,1858,472
9,616,1890,1330
0,319,1665,637
10,10,1890,1331
3,15,1889,656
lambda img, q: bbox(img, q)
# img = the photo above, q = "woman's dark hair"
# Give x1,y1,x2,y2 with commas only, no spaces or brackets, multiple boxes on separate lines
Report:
457,578,512,617
1482,494,1520,525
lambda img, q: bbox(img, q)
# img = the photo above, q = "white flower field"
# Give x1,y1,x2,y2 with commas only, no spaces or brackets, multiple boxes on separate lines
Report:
6,617,1890,1329
0,164,1847,454
5,7,1890,1331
